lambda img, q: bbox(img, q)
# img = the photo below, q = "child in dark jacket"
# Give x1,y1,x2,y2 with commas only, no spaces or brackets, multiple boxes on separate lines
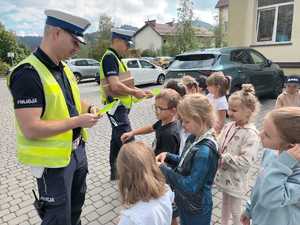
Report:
156,94,219,225
121,89,181,156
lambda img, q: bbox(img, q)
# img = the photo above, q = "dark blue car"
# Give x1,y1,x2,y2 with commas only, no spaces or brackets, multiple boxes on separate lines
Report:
166,47,285,97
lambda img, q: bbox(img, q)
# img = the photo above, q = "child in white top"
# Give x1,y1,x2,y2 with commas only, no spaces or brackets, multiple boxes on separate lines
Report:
117,141,174,225
206,72,230,134
214,84,261,225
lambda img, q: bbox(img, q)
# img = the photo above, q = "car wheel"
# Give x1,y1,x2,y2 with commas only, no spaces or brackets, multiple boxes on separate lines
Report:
270,77,284,98
157,74,165,85
74,73,81,83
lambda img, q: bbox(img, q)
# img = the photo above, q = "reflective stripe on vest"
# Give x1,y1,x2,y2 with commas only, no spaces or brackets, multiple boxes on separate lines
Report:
99,49,134,108
7,54,88,168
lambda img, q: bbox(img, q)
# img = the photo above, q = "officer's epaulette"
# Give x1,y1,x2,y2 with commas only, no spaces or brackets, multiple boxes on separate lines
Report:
21,63,34,70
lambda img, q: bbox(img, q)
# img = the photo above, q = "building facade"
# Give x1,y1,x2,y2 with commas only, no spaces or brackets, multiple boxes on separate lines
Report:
228,0,299,75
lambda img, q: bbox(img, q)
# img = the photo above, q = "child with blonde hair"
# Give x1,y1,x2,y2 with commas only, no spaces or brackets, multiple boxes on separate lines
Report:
117,141,174,225
215,84,261,225
181,75,199,94
156,94,219,225
241,107,300,225
206,72,230,133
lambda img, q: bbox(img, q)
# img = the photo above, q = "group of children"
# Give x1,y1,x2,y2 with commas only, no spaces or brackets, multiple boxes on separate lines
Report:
115,73,300,225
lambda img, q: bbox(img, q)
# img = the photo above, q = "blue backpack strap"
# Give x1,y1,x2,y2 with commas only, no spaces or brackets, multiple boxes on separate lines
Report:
200,138,220,159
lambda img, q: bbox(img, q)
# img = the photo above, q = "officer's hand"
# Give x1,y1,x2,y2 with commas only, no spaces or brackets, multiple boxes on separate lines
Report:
287,144,300,161
240,213,250,225
156,152,167,164
77,113,100,128
133,89,147,99
89,105,101,116
121,132,134,143
144,90,154,98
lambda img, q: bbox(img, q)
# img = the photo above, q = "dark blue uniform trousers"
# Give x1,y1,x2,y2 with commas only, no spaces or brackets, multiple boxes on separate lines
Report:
107,105,132,180
37,142,88,225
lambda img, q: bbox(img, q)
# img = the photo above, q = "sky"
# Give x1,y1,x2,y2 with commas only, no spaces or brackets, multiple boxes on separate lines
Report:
0,0,219,36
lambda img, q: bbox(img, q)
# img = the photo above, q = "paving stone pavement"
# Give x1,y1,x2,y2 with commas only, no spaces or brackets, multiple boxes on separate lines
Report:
0,78,276,225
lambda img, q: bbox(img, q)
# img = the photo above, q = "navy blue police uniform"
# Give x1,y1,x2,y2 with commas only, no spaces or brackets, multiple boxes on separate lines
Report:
101,46,134,180
8,9,91,225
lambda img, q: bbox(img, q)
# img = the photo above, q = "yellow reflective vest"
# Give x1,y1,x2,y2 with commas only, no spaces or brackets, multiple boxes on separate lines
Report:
7,54,88,168
99,49,134,108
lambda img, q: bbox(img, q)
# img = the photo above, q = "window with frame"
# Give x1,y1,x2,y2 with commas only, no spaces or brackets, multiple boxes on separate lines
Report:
87,60,99,66
139,60,155,69
256,0,294,43
231,50,252,64
126,60,139,68
249,50,266,65
75,60,88,66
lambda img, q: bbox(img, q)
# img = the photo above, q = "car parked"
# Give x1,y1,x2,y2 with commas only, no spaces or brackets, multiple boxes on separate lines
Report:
166,47,284,97
141,57,156,64
66,58,100,82
154,56,174,69
96,58,166,86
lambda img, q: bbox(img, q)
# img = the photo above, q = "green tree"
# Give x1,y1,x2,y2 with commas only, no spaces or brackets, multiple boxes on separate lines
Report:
214,24,222,48
160,36,180,56
175,0,197,53
141,49,157,57
76,14,113,60
98,14,113,40
0,22,30,66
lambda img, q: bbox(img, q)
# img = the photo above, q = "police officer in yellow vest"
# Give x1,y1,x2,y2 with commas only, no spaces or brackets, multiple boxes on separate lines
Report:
7,10,100,225
99,28,152,180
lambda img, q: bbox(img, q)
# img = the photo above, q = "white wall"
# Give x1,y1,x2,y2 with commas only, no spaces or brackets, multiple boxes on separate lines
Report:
133,26,163,51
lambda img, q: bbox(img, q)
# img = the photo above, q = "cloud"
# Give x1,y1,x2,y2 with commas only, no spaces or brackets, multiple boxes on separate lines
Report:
194,8,218,25
0,0,217,36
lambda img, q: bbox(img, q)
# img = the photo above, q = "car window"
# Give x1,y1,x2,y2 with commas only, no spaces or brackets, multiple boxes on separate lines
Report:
168,54,216,70
139,60,155,69
126,60,139,68
87,60,99,66
75,60,88,66
249,50,266,65
231,50,252,64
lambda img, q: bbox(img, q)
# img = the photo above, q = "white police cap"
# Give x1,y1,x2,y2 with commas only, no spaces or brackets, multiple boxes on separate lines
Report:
111,28,135,47
45,9,91,44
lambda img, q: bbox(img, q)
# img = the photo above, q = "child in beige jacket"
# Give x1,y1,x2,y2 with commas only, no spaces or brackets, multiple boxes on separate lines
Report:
215,84,262,225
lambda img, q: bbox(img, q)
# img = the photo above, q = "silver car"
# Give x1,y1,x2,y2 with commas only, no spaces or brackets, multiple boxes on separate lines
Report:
66,58,100,82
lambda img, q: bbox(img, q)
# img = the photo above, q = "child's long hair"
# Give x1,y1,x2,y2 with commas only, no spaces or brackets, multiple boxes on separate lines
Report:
177,93,215,130
268,107,300,144
206,72,230,96
117,142,166,205
229,84,260,122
